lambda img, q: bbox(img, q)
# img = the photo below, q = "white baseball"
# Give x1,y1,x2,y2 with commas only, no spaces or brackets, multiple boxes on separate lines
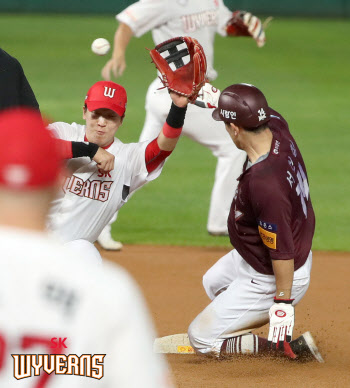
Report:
91,38,111,56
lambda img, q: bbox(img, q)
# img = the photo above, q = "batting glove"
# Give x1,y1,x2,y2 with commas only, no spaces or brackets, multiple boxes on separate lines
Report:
268,298,295,352
194,83,221,109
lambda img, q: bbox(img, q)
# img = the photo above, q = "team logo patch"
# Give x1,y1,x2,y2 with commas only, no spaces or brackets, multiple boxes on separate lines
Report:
177,346,195,354
103,86,116,98
258,220,277,250
258,108,266,121
275,310,287,318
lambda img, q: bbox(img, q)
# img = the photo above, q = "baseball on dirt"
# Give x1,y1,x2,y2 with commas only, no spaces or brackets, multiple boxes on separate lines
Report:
91,38,110,56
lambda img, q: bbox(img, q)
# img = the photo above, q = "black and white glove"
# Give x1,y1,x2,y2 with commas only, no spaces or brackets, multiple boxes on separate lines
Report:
268,298,295,350
194,83,221,109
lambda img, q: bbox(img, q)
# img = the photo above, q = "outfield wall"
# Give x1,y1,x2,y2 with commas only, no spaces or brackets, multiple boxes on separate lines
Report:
1,0,349,17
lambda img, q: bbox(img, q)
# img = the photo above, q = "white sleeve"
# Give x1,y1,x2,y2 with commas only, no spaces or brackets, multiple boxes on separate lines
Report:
104,271,174,388
48,122,79,141
125,141,164,194
117,0,170,38
217,0,233,37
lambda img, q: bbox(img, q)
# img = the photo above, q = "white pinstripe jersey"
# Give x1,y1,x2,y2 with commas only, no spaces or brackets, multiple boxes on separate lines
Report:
47,122,164,243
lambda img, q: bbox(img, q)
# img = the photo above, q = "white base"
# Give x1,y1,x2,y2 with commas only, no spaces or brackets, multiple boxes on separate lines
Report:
154,334,195,354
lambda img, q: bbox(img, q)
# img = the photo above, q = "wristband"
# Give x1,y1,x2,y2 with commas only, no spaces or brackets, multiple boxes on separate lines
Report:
166,103,187,128
72,142,99,159
274,298,294,304
162,122,182,139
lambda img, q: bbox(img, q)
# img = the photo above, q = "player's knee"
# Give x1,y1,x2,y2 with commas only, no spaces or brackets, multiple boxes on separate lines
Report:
188,321,205,354
188,320,220,357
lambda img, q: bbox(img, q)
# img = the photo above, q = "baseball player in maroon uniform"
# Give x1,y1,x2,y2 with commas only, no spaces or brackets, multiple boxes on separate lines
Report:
187,83,323,361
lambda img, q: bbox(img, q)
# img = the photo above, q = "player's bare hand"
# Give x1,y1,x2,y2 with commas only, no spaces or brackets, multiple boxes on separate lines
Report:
169,91,188,108
93,147,115,172
101,55,126,80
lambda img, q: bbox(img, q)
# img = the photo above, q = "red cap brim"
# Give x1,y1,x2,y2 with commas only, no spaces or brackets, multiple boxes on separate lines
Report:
86,101,125,117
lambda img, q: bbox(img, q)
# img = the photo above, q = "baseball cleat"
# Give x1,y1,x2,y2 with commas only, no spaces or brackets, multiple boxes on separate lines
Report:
97,230,123,251
208,230,229,237
289,332,324,363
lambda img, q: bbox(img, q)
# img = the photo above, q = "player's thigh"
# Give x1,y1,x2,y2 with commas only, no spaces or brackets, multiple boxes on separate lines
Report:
291,251,312,304
203,249,242,300
189,260,276,352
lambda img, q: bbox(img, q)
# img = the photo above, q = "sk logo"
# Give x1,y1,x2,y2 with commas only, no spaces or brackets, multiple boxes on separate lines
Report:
104,87,116,98
258,108,266,121
98,169,111,178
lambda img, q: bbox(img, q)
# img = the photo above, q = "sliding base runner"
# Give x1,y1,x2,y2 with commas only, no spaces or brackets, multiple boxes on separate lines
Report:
154,332,324,363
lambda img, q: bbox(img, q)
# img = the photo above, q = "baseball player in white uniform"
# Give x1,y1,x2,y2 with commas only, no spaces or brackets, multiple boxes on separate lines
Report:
0,107,173,387
100,0,267,248
47,80,190,261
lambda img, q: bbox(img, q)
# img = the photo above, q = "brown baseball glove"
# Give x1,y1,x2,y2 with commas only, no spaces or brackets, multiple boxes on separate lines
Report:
149,36,207,102
226,11,269,48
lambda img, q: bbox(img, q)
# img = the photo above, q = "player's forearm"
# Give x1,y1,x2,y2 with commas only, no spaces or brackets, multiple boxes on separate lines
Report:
157,103,187,151
113,23,133,60
144,103,187,172
55,139,99,160
271,258,294,300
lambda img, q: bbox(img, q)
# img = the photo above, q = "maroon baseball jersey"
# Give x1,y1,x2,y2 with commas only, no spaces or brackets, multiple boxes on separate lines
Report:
228,110,315,275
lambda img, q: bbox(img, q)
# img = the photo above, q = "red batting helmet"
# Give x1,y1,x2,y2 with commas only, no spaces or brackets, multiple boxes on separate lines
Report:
212,83,271,129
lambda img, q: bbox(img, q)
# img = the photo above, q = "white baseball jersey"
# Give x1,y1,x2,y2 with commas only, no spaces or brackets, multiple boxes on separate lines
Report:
117,0,232,80
0,226,173,387
47,122,164,243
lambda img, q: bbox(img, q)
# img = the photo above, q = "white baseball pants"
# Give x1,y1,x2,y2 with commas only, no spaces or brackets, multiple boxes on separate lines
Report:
188,249,312,356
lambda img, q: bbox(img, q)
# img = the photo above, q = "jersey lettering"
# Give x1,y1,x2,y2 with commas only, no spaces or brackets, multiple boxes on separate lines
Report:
296,163,309,218
63,176,112,202
220,109,236,120
181,10,218,33
70,176,83,195
97,169,111,178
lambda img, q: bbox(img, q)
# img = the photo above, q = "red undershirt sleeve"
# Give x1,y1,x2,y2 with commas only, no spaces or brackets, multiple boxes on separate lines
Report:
145,138,172,173
55,139,73,159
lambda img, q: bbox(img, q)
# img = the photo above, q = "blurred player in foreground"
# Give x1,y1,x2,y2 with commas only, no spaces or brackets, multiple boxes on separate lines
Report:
156,84,323,362
0,48,39,111
0,108,173,387
99,0,268,249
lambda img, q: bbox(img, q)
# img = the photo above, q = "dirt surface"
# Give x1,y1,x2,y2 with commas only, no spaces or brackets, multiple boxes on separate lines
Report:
99,245,350,388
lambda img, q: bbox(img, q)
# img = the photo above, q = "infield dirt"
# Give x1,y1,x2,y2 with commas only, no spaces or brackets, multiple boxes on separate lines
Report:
100,246,350,388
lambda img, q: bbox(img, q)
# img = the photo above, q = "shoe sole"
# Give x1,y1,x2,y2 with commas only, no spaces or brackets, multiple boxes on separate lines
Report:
97,240,123,251
302,332,324,363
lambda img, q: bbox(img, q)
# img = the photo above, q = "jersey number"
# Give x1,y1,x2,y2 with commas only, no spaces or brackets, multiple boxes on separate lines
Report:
296,163,309,218
0,333,65,387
